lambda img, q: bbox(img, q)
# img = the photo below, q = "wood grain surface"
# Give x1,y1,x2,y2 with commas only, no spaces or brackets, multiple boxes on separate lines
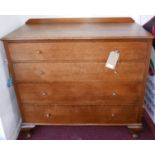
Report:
21,104,139,124
17,82,143,105
2,18,153,41
13,62,145,82
8,41,147,62
2,18,153,132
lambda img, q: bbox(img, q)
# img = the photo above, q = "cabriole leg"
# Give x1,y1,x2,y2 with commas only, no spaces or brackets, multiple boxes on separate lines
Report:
21,124,36,139
128,124,143,138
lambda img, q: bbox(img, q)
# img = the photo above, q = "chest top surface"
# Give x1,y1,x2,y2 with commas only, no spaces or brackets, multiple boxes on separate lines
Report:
2,17,153,41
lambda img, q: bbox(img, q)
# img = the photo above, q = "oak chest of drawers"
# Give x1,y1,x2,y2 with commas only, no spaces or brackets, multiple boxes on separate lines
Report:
2,17,153,136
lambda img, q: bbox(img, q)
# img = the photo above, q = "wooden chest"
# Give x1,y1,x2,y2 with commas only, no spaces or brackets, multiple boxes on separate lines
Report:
2,17,153,136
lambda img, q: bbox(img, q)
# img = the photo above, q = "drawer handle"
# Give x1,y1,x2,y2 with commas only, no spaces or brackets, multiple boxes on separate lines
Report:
41,92,47,96
112,92,116,96
36,50,42,54
114,70,118,74
111,113,115,117
45,113,52,118
39,71,45,75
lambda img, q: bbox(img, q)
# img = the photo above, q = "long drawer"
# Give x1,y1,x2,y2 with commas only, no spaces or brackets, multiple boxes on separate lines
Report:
13,62,145,82
17,82,143,105
21,105,139,124
8,41,147,62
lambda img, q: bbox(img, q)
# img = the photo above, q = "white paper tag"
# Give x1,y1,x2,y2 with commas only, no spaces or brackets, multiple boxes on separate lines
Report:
105,51,120,70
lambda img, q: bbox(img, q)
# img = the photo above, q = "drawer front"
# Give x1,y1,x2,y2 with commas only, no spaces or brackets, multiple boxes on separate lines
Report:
8,41,147,62
17,82,143,105
21,105,139,124
13,62,145,82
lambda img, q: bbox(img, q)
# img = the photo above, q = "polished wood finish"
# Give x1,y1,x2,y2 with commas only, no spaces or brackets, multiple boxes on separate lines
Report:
21,105,139,124
13,62,145,82
17,82,143,105
2,18,153,137
26,17,135,24
8,41,147,62
2,18,153,41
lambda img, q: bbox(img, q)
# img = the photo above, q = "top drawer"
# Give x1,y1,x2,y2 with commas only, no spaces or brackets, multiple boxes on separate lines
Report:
8,41,147,62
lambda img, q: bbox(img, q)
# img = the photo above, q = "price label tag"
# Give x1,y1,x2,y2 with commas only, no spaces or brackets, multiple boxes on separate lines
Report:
105,51,120,70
